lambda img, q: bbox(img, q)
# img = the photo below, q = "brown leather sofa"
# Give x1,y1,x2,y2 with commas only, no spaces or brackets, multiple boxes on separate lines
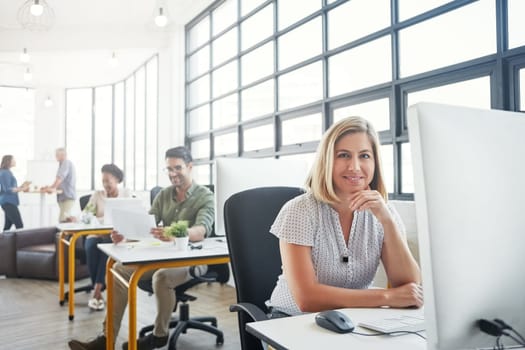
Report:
0,226,89,281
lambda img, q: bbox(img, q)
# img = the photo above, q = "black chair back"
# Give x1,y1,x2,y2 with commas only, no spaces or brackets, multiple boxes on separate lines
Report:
224,186,304,350
150,186,163,205
79,194,91,211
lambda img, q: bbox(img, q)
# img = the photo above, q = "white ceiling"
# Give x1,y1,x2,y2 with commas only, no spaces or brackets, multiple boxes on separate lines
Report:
0,0,213,87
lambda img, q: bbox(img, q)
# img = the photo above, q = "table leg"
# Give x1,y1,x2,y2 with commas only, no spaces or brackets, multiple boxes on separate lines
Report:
106,258,116,350
128,266,148,350
39,192,45,226
58,232,66,306
68,233,79,321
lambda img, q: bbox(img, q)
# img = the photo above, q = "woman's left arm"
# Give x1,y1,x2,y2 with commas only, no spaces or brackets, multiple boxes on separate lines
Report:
350,190,421,287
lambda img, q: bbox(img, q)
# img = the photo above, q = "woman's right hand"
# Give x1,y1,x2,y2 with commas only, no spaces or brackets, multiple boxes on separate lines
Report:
384,282,424,308
110,230,125,244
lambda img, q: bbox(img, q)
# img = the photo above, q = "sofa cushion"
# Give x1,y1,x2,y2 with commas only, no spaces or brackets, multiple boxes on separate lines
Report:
0,231,17,277
17,245,57,280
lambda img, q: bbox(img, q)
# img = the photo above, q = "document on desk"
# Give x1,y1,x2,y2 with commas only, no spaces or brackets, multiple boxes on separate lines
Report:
111,208,156,241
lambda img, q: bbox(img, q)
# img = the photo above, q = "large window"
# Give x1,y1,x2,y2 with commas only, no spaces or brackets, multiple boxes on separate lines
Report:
66,55,158,191
185,0,525,199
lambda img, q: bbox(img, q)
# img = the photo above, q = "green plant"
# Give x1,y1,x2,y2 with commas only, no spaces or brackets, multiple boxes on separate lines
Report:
84,203,96,215
164,220,189,238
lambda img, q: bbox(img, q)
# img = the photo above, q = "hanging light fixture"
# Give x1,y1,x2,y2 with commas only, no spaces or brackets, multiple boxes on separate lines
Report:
154,7,168,27
30,0,44,16
20,48,30,63
17,0,55,31
44,96,53,108
24,67,32,81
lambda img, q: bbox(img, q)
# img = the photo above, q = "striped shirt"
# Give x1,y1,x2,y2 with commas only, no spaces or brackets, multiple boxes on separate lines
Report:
149,182,214,237
268,192,405,316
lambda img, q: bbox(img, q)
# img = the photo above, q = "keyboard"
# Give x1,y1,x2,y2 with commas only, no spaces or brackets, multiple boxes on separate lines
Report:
358,314,425,334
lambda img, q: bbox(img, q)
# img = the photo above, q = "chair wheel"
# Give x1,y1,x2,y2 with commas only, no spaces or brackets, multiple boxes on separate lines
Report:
216,335,224,345
59,300,65,306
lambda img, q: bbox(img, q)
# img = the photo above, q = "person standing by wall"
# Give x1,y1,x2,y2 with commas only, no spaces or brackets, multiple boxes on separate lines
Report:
42,148,77,222
0,155,30,230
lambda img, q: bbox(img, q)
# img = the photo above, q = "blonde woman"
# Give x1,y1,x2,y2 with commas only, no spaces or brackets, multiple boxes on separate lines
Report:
267,116,422,317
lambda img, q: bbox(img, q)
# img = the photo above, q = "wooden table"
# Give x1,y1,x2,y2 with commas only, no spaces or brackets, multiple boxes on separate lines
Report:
98,238,230,350
57,223,113,320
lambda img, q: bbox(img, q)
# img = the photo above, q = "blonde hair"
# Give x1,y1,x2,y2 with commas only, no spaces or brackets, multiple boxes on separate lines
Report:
306,116,387,205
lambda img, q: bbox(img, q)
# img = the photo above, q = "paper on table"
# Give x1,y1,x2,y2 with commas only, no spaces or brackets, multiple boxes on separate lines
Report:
111,208,156,241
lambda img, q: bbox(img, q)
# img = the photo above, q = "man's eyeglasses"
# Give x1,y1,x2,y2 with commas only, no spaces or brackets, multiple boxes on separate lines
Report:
162,165,185,174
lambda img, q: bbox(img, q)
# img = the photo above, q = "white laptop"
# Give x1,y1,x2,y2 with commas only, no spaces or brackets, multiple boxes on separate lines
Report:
111,208,156,241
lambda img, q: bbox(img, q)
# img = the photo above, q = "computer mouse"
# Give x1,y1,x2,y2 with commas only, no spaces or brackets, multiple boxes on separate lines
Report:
315,310,355,334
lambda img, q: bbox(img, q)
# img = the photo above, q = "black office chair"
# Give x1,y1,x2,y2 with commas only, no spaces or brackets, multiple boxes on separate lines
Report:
224,186,304,350
150,186,163,205
63,194,93,302
137,263,230,349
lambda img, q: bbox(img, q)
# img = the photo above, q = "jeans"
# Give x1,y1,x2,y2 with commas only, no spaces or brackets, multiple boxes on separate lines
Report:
2,203,23,231
85,235,111,286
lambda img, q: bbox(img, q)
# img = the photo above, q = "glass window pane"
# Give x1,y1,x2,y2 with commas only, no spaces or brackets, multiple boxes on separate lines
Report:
213,93,238,128
279,61,322,111
66,88,92,190
241,79,274,120
398,0,450,21
188,16,210,53
241,0,265,16
282,113,322,145
94,86,113,189
114,82,125,169
401,143,413,193
328,0,390,50
508,0,525,49
279,152,316,174
0,87,34,182
125,77,135,190
333,98,390,132
244,124,274,151
278,17,322,70
146,57,158,189
519,68,525,111
213,60,238,97
188,45,210,81
407,76,491,110
399,1,496,77
135,68,146,190
188,74,210,108
278,0,320,30
213,0,236,35
242,41,274,86
329,36,391,97
191,138,210,159
189,104,210,134
241,3,274,51
212,27,238,66
380,144,393,194
192,164,211,185
215,132,238,155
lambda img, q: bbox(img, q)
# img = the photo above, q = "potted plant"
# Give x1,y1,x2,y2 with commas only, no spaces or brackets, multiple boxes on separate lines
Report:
81,203,97,224
164,220,189,251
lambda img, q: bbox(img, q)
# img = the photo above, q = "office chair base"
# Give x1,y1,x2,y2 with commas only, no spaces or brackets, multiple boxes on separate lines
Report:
63,284,93,302
168,319,224,350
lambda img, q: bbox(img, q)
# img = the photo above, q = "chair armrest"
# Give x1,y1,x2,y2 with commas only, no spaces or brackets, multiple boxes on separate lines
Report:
229,302,269,322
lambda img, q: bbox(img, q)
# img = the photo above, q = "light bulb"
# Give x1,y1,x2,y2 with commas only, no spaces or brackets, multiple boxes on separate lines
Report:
24,68,32,81
20,48,30,63
109,51,118,67
154,7,168,27
44,96,53,108
30,0,44,16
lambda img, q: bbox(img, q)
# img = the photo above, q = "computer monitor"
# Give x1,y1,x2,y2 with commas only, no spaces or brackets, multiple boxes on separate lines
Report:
407,102,525,350
103,197,145,225
213,157,308,236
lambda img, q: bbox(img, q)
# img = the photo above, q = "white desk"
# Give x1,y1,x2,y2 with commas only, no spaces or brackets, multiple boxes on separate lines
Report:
246,307,426,350
98,238,230,350
57,223,113,320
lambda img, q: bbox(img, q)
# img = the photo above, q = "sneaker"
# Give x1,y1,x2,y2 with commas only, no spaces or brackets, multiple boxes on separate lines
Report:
87,298,99,311
96,298,105,311
68,335,107,350
122,334,169,350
